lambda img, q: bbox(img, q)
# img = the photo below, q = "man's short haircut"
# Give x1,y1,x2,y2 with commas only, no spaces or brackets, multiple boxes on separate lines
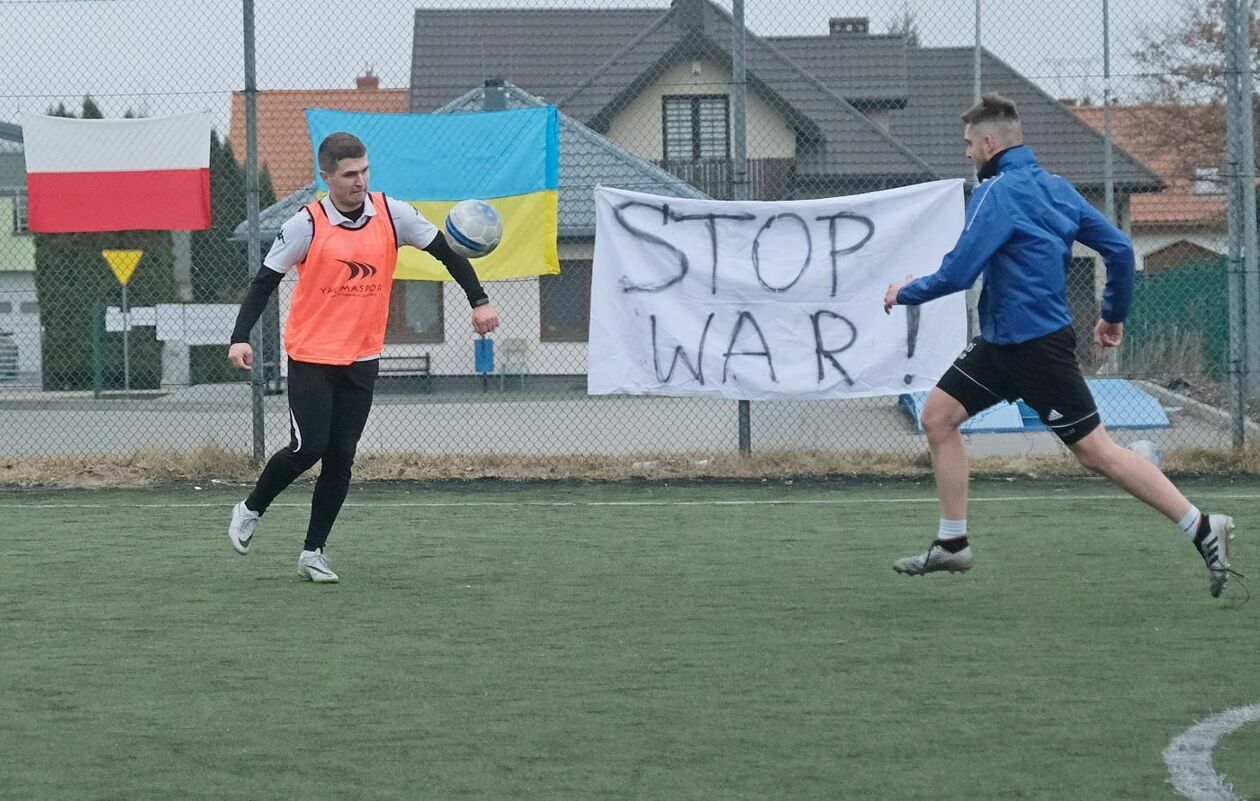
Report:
317,132,366,174
962,93,1022,144
962,92,1020,126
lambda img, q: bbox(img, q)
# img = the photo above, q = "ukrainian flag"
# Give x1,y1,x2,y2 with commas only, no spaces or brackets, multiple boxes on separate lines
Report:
305,106,559,281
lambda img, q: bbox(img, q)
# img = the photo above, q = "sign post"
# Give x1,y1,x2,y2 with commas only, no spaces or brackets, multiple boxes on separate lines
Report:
102,250,143,395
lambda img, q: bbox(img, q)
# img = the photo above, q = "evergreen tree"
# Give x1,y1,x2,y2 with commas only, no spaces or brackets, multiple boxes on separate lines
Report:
183,131,278,384
80,96,104,120
190,131,276,303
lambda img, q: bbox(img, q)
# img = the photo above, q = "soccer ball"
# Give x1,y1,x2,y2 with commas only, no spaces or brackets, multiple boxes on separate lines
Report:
444,199,502,259
1129,439,1164,469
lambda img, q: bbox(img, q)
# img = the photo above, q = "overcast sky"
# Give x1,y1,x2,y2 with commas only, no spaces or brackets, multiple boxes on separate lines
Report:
0,0,1197,134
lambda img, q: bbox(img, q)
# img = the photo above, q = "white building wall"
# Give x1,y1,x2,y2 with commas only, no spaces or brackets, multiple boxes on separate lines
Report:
604,60,797,161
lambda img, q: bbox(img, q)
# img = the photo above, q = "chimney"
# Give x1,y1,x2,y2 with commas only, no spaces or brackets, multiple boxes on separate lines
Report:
483,78,507,111
829,16,869,35
672,0,704,32
356,71,380,91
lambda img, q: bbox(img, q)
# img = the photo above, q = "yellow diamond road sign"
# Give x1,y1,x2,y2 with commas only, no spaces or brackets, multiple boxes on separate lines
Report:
102,250,143,286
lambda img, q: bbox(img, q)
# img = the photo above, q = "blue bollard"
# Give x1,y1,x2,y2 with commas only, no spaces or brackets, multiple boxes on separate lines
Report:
475,336,495,374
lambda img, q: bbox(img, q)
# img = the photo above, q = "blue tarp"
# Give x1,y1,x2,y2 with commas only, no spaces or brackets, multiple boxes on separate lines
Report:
899,378,1171,433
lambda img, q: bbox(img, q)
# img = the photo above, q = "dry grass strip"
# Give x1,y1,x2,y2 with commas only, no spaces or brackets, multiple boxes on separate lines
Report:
2,445,1259,489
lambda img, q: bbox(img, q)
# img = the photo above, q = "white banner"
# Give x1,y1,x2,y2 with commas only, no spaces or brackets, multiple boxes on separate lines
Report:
588,181,969,400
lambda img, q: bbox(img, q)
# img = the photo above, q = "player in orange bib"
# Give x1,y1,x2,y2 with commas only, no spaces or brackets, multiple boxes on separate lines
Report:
225,132,499,583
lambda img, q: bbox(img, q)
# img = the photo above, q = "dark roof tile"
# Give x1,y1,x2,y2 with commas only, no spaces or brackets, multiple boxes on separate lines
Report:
765,35,908,103
410,9,662,112
888,48,1161,190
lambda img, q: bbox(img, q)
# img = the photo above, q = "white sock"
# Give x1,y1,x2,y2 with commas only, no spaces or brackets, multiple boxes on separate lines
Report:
1177,505,1202,539
938,519,968,541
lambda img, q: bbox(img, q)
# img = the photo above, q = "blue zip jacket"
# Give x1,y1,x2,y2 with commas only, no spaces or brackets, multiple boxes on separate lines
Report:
896,145,1134,345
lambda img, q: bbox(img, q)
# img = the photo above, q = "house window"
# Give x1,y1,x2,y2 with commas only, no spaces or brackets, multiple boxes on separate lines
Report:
0,302,11,314
662,95,730,161
19,301,38,314
1194,166,1223,196
386,280,443,343
12,190,29,234
539,259,591,342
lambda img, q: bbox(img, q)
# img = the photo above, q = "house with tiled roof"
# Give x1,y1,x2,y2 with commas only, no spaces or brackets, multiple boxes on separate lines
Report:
409,0,1160,201
1071,103,1227,273
227,73,407,197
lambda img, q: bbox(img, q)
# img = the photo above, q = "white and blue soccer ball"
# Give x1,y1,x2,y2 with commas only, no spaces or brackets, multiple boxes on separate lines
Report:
444,199,503,259
1129,439,1164,469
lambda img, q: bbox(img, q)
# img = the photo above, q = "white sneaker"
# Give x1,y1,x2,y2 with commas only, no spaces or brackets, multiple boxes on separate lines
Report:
298,548,339,583
228,501,260,555
893,541,973,576
1194,514,1238,598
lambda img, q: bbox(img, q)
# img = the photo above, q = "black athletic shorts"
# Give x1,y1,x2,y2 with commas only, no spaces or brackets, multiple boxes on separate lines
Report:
936,324,1100,445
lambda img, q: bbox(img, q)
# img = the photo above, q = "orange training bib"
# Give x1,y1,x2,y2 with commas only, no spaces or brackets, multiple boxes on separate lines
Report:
284,192,399,364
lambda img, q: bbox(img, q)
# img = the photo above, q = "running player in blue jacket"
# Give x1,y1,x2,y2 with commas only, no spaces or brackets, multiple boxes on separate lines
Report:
884,93,1238,597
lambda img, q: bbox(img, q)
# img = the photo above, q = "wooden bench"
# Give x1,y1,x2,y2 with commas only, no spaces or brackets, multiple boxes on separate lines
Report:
378,353,432,393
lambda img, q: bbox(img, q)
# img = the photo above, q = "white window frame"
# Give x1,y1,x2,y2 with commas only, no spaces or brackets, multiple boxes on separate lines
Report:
662,94,730,162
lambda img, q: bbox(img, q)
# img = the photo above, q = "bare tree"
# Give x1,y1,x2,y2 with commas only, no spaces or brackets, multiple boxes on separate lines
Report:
885,4,920,48
1130,0,1259,177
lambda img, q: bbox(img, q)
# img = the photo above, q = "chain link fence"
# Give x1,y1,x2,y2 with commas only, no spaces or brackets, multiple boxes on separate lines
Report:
0,0,1256,464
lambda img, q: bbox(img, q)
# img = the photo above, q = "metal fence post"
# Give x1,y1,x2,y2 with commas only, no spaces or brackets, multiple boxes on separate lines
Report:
243,0,265,464
1234,1,1260,404
91,304,104,400
1224,0,1253,447
732,0,751,454
1102,0,1122,375
965,0,983,338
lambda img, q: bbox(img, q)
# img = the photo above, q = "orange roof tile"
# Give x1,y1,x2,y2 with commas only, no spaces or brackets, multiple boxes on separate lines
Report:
1071,104,1226,228
227,85,408,197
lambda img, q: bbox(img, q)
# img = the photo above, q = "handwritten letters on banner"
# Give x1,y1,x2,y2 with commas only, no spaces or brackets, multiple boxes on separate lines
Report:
588,180,968,400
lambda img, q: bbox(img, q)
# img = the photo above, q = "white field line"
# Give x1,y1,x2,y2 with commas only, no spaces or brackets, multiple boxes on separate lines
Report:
1165,702,1260,801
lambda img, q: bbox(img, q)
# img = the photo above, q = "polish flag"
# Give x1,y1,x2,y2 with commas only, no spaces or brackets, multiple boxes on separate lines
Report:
23,111,211,233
